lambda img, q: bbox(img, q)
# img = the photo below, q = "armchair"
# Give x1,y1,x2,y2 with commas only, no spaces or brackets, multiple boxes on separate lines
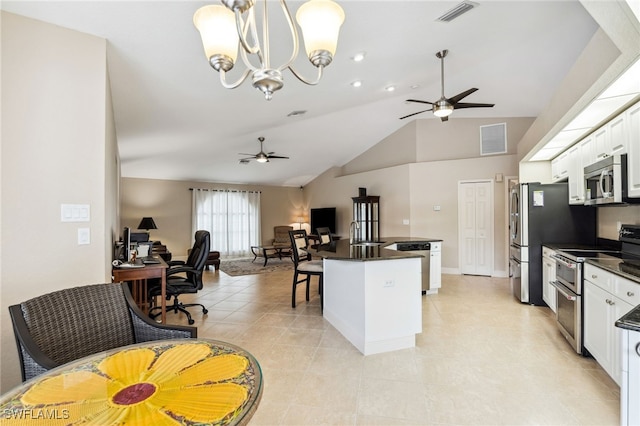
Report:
9,282,196,382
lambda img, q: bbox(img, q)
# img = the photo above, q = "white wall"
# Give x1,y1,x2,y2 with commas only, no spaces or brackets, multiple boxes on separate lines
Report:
0,12,117,392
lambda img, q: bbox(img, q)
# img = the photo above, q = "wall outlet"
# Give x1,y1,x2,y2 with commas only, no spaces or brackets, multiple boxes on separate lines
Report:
384,280,395,288
402,219,410,225
433,205,441,211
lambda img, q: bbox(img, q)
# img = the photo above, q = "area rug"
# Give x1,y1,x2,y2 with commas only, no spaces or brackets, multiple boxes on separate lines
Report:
219,257,294,276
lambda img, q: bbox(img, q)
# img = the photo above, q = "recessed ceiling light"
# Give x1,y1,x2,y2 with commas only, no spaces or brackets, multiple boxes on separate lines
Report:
385,85,396,92
351,80,362,88
351,52,366,62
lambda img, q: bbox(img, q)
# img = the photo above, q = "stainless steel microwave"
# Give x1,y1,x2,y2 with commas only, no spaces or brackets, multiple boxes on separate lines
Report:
584,154,637,205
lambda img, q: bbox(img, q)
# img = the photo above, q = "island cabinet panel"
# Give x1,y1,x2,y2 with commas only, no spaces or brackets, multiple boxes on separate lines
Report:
323,257,422,355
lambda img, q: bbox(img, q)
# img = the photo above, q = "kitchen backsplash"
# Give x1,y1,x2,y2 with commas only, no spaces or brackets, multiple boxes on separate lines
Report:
598,205,640,240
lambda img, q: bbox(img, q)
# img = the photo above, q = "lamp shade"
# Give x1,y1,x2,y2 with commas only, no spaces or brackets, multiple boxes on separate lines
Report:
137,217,158,230
193,5,239,67
296,0,345,59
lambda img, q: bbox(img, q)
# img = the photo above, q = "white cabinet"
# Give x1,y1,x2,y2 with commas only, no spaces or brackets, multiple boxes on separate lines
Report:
542,246,557,312
626,101,640,198
567,144,585,204
581,134,596,168
621,327,640,426
593,126,610,161
593,110,628,162
429,241,442,292
584,263,637,385
608,113,627,156
551,151,569,182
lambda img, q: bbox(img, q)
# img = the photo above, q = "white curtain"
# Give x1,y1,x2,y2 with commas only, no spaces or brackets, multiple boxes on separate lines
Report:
192,189,261,257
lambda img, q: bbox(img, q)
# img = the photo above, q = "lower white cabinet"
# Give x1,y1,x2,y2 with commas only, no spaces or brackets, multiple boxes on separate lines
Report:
584,263,636,385
429,241,442,291
542,246,557,312
621,327,640,426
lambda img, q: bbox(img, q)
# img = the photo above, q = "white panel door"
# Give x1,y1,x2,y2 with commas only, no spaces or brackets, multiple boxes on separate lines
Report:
458,181,493,276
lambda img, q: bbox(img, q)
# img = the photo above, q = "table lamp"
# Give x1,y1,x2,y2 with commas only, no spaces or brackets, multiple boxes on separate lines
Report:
137,217,158,232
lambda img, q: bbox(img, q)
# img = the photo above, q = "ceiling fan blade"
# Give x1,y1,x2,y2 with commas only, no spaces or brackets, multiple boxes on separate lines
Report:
239,157,254,161
266,155,289,159
406,99,434,105
399,109,432,120
448,88,478,104
440,116,449,122
238,153,256,156
453,102,495,109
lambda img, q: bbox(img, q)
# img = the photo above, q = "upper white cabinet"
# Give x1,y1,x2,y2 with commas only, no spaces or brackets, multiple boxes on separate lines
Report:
593,126,610,161
567,144,585,204
626,101,640,198
608,113,627,156
551,151,569,182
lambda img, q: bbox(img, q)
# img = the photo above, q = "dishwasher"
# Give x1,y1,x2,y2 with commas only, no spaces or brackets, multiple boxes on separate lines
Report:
395,242,431,294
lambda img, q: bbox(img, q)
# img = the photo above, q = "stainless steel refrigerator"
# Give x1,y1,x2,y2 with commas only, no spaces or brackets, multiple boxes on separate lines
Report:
508,182,596,305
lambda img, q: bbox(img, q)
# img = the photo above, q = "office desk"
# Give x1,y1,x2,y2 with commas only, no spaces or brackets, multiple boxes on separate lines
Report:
0,339,263,425
112,259,167,323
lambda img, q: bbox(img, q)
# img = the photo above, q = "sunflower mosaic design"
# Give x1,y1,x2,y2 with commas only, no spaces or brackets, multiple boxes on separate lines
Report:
0,340,262,425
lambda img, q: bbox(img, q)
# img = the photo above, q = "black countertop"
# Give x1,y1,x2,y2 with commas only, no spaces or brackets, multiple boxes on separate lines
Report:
314,237,442,262
617,308,640,332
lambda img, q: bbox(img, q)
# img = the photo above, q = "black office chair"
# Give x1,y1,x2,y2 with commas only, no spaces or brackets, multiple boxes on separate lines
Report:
149,230,210,325
289,229,323,310
9,283,196,382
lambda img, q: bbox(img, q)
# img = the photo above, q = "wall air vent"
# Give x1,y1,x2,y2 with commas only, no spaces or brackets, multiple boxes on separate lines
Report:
480,123,507,156
436,1,479,22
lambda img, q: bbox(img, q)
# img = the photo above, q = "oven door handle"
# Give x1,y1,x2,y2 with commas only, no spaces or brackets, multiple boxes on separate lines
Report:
550,254,576,269
551,280,577,301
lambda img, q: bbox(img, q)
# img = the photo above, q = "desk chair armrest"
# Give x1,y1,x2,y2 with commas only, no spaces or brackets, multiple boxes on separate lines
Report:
122,283,197,341
167,260,186,267
9,305,60,381
166,265,198,278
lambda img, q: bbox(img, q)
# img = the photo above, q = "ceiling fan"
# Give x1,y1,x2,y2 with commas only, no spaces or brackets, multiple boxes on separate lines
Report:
400,50,494,122
238,137,289,164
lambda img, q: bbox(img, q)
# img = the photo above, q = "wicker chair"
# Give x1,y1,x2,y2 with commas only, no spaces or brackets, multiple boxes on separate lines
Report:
9,282,196,382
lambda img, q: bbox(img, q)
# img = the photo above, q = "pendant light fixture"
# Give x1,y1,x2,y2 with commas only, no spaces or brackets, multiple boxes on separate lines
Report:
193,0,345,101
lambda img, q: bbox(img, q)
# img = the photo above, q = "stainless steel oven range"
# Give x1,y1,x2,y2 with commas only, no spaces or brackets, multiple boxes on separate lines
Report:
551,248,620,354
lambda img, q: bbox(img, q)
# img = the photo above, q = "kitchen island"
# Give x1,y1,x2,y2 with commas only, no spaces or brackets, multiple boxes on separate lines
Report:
314,237,440,355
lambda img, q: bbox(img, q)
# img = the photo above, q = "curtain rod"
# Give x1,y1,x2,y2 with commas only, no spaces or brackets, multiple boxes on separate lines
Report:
189,188,261,193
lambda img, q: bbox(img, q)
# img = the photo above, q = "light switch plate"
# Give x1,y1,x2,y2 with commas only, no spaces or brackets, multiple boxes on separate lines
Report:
61,204,90,222
433,205,441,211
402,219,410,225
78,228,90,245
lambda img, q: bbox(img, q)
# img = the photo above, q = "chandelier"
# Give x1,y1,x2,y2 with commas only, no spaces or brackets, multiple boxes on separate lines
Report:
193,0,345,101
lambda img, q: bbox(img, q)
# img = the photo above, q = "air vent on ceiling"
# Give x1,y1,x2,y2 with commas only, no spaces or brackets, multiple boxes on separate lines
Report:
480,123,507,156
239,159,250,165
436,1,479,22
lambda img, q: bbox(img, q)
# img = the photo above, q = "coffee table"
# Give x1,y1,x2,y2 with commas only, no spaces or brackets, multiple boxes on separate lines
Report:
250,245,291,266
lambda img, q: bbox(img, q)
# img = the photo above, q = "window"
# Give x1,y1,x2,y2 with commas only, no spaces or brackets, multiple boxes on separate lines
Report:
192,189,261,257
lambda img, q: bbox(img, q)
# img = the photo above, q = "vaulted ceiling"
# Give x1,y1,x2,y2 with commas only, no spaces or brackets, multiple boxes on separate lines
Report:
2,1,601,186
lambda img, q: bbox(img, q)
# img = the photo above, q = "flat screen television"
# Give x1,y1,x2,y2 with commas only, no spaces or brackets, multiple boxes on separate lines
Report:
310,207,336,234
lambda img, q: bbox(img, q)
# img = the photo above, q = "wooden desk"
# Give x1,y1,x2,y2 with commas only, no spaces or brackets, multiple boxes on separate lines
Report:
112,259,168,324
0,339,263,425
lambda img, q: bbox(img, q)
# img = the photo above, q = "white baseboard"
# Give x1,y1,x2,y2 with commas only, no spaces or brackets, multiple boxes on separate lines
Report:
442,267,460,275
492,269,508,278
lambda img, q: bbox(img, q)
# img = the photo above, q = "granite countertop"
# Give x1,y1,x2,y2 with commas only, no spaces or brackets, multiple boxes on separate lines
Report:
586,257,640,285
616,307,640,332
314,237,442,262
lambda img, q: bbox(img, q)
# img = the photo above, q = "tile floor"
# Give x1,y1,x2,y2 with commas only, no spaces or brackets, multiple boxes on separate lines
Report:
166,266,620,425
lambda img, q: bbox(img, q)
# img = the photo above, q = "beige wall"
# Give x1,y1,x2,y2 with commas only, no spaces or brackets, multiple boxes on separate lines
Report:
120,177,303,257
305,117,527,274
0,12,117,391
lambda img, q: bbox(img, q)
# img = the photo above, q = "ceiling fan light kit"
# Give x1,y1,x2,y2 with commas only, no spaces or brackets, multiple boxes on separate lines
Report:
193,0,345,101
401,49,494,122
239,137,289,163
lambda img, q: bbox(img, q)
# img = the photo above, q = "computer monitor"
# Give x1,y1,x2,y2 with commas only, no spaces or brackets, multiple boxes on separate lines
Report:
122,226,131,262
